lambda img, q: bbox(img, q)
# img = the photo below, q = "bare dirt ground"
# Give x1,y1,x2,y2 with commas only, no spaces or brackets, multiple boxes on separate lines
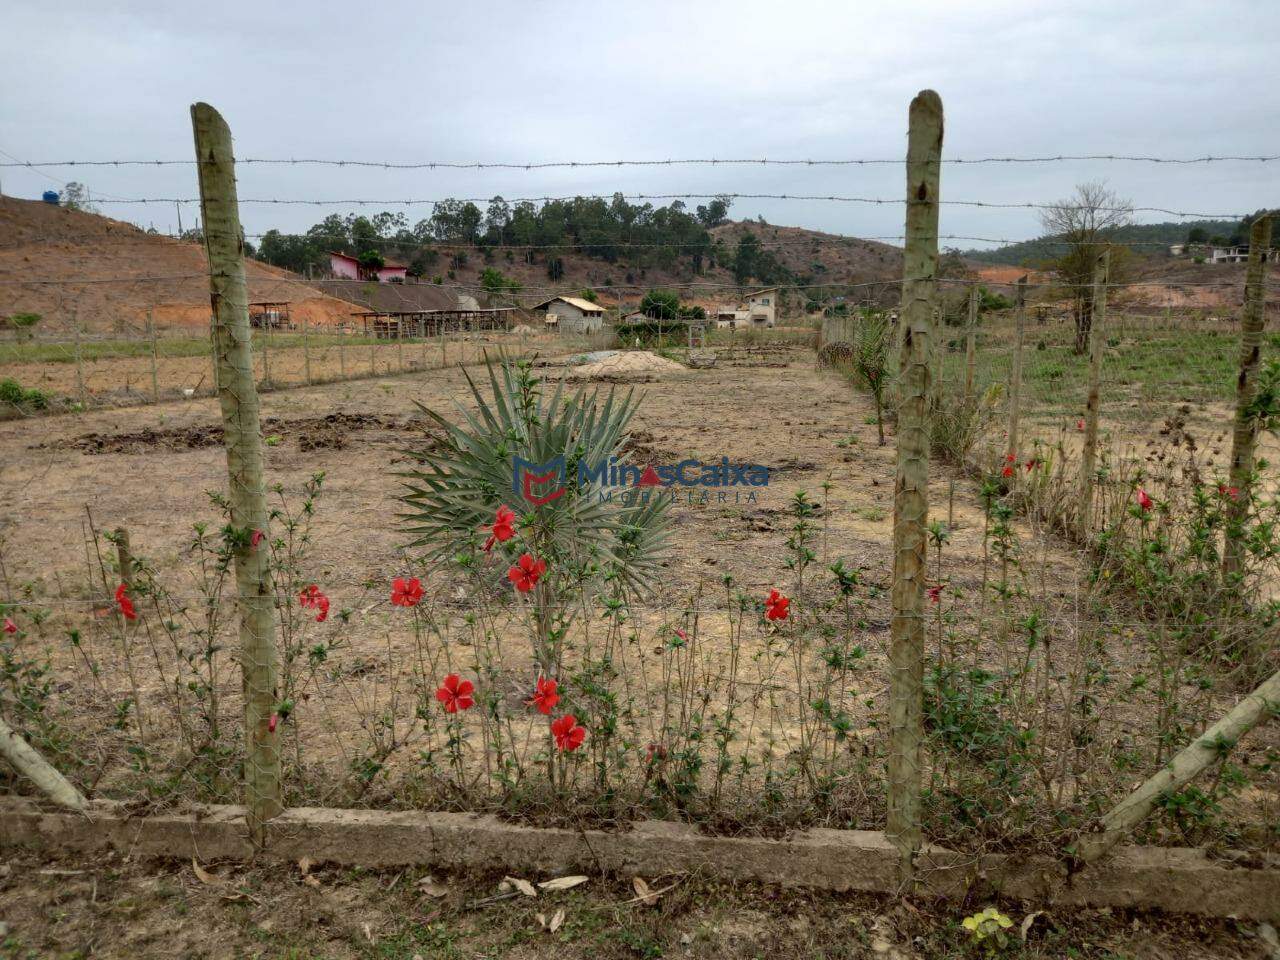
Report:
0,331,544,404
0,342,1078,618
0,848,1270,960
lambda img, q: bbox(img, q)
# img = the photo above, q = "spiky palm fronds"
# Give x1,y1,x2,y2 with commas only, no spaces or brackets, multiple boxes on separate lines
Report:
399,358,671,597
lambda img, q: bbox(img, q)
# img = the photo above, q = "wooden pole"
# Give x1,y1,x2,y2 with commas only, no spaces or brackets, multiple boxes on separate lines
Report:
259,322,269,385
397,326,405,372
72,317,86,407
1079,251,1109,536
1006,276,1027,463
0,714,87,811
963,284,977,405
302,313,312,386
191,102,282,841
114,526,134,591
1223,215,1273,590
887,89,943,885
338,324,346,379
147,311,160,402
1076,665,1280,864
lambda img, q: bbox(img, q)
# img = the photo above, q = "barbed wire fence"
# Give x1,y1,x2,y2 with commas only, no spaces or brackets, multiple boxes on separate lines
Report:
1,95,1278,886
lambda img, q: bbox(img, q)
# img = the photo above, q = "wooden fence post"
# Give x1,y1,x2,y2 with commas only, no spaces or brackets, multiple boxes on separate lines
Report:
887,89,943,885
0,715,87,811
191,101,282,841
1006,276,1027,463
338,325,347,379
114,526,135,591
147,311,160,402
302,314,312,386
72,317,86,407
1076,664,1280,864
259,323,269,385
964,284,977,405
1079,250,1109,536
1223,215,1273,593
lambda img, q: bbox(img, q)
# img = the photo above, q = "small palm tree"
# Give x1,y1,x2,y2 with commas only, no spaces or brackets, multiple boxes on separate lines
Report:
400,357,670,672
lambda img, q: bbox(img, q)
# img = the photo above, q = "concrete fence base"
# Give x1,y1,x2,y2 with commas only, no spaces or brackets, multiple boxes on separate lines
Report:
1,797,1276,922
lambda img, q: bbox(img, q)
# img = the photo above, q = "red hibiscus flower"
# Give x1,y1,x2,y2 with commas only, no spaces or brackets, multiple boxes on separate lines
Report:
391,576,424,607
299,584,330,622
250,529,265,549
484,505,517,551
3,617,16,634
1218,484,1241,501
764,589,790,621
268,712,280,733
526,676,560,715
1135,488,1153,513
1001,464,1015,478
551,714,586,752
927,584,943,603
508,553,547,593
115,583,137,621
1025,458,1039,472
436,673,475,713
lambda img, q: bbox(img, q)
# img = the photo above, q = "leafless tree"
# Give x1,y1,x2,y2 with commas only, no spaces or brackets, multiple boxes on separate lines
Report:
1039,181,1133,352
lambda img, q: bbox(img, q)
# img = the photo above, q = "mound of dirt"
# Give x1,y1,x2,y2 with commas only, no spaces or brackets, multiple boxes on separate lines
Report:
569,351,687,380
36,412,438,455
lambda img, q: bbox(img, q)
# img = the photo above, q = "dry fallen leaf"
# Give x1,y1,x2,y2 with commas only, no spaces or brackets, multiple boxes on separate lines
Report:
191,859,218,885
417,876,450,899
298,856,313,875
303,874,321,888
548,908,565,933
538,875,588,892
362,922,375,944
502,876,538,898
1020,910,1045,942
632,876,660,906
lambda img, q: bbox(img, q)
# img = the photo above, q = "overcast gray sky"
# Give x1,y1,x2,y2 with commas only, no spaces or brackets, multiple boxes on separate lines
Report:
2,0,1276,247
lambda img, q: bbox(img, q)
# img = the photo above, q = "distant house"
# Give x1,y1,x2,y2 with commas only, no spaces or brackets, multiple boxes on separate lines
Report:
531,296,605,333
328,251,408,283
714,287,778,328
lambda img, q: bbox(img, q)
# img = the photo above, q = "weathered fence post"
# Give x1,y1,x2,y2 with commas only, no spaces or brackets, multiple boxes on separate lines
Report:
338,325,347,379
1006,276,1027,463
302,313,312,386
147,311,160,402
887,89,943,885
259,322,269,385
0,715,87,811
191,102,282,842
72,317,86,407
963,284,977,405
114,526,135,591
397,329,405,372
1079,250,1109,536
1223,215,1273,594
1076,664,1280,864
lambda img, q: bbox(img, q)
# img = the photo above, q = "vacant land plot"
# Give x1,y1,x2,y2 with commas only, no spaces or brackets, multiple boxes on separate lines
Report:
2,338,1276,866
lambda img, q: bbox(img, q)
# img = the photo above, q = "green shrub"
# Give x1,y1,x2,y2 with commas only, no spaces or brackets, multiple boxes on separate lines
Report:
0,378,49,410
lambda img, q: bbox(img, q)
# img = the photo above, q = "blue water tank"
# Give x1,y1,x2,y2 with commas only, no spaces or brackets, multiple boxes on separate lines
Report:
42,190,60,205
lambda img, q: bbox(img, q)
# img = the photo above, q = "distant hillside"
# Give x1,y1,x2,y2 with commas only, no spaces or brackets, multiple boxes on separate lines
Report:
0,197,360,333
960,219,1241,266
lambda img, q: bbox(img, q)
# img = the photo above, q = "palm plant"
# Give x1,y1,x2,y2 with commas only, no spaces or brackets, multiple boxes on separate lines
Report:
400,357,670,672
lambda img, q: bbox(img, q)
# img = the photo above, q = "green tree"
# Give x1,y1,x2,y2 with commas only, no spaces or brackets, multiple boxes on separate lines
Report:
734,233,761,283
61,182,97,213
641,289,680,320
